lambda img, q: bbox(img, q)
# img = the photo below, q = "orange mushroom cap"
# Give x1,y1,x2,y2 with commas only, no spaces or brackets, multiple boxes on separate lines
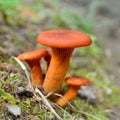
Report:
65,76,90,86
18,49,48,60
37,29,92,48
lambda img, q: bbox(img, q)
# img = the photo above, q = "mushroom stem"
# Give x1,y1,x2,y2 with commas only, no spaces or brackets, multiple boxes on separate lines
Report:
27,60,43,86
55,86,80,107
44,47,52,71
43,48,73,93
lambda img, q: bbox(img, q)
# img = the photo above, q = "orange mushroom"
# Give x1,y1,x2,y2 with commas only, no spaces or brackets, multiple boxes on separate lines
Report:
37,30,92,93
55,76,90,107
18,49,48,87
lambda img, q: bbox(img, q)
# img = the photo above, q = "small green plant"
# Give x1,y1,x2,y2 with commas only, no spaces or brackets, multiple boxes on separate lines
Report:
0,89,17,104
38,109,45,119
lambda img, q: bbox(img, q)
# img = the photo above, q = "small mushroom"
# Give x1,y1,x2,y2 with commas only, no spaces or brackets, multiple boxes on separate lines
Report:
55,76,90,107
18,49,48,87
37,30,92,93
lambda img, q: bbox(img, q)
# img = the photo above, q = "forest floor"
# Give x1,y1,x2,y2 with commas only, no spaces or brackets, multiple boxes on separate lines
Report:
0,0,120,120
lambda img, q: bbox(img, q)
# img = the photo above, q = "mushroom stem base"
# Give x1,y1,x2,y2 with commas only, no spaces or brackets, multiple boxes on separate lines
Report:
55,86,79,107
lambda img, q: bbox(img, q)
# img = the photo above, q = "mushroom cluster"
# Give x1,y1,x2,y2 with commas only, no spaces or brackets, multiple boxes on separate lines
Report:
17,29,92,107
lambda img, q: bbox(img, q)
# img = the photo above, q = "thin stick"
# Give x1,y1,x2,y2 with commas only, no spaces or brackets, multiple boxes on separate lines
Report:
45,92,54,98
12,56,34,90
51,102,71,116
79,111,101,120
35,88,63,120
